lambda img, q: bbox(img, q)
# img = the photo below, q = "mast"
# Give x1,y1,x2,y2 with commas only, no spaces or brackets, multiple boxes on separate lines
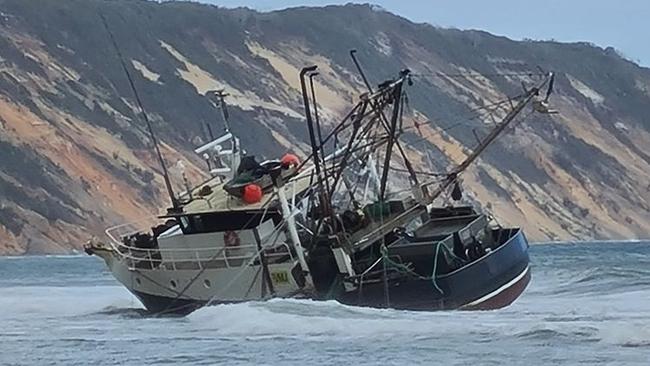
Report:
300,65,333,219
202,90,241,179
378,79,403,201
308,72,327,180
349,51,421,194
99,13,179,210
214,89,231,132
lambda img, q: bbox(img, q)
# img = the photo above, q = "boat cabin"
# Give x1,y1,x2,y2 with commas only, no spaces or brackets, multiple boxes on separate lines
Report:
156,210,285,263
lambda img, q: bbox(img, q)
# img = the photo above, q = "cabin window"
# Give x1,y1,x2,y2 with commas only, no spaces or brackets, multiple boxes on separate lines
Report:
179,216,190,232
176,211,281,234
191,215,205,233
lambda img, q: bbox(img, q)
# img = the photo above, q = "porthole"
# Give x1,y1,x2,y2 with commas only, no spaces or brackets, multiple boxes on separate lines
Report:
203,279,211,288
170,280,177,289
135,277,141,285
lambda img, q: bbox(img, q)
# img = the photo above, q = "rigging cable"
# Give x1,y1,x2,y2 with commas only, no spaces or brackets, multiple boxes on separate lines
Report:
411,71,546,79
98,12,178,210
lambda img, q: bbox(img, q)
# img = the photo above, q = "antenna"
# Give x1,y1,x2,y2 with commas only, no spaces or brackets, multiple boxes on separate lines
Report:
544,72,555,103
207,90,231,132
533,72,558,114
350,49,373,91
99,12,179,210
204,121,215,141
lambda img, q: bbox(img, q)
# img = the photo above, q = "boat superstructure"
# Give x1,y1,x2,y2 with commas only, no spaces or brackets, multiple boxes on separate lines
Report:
86,53,556,315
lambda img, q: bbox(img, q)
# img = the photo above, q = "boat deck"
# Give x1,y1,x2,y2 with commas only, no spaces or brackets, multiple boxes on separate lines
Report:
166,170,314,216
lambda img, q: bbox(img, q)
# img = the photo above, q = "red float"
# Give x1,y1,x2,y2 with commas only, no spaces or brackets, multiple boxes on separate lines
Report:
281,153,300,168
242,184,263,204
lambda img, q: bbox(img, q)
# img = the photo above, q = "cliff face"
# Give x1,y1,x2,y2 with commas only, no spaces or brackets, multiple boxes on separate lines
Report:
0,0,649,254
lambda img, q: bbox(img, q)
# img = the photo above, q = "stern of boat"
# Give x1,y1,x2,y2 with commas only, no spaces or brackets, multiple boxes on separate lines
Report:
456,228,531,310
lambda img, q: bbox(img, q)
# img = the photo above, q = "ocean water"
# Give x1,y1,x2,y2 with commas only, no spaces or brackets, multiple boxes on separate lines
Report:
1,241,649,366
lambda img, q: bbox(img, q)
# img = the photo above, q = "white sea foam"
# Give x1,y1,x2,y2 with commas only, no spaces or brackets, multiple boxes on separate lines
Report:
186,298,518,340
0,285,140,319
599,321,650,347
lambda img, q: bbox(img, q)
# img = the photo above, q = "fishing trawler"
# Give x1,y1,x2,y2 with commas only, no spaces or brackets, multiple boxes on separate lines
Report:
85,51,556,315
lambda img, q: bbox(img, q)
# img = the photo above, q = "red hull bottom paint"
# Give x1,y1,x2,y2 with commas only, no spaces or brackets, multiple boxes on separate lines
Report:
461,266,531,311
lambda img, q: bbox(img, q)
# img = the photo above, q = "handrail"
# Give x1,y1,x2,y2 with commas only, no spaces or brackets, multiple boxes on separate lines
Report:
105,221,295,268
106,220,293,254
110,241,294,267
105,216,160,244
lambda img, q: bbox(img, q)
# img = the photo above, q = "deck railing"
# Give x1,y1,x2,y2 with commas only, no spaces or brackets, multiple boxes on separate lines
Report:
103,217,294,270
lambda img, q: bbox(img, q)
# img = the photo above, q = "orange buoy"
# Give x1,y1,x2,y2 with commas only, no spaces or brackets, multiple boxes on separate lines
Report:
281,153,300,168
242,184,263,204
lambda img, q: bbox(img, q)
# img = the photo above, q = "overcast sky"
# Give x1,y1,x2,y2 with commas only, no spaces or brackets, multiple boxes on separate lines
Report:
200,0,649,67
